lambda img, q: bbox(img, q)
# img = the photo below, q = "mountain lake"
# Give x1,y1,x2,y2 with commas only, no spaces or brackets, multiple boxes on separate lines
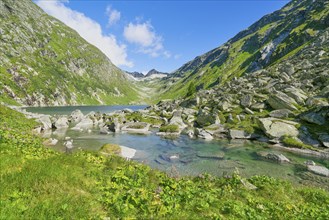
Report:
23,105,329,188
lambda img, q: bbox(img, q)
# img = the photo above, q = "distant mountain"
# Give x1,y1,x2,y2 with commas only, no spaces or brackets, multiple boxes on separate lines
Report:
126,71,145,78
145,69,168,78
157,0,329,99
126,69,168,79
0,0,139,106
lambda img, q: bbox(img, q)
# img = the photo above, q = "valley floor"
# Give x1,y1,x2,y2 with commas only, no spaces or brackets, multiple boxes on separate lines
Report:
1,105,329,219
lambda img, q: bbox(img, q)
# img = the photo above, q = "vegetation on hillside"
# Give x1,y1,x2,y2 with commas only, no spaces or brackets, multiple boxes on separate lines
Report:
156,0,329,100
0,0,140,106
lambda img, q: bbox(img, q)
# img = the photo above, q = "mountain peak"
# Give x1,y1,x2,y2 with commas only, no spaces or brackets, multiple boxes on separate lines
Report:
145,69,168,77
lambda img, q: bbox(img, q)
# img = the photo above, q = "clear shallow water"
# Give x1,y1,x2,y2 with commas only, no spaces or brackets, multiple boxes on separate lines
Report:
25,106,329,186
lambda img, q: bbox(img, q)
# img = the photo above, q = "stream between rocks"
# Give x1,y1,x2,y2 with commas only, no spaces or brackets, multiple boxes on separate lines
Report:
23,105,329,190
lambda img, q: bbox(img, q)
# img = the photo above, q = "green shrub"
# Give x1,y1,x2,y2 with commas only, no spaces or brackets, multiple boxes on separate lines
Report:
282,136,317,151
99,143,121,155
159,124,179,133
127,123,145,129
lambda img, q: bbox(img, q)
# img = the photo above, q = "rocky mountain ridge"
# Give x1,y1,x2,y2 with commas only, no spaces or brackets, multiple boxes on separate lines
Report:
157,0,329,100
137,0,329,154
126,69,168,80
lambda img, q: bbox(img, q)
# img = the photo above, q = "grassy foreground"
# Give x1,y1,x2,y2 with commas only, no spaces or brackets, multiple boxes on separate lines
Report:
1,105,329,219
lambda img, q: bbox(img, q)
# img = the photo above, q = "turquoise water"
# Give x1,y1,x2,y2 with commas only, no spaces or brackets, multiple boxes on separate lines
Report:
25,106,329,188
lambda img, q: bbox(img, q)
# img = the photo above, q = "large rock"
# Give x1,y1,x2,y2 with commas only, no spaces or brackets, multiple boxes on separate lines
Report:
182,108,198,116
64,140,74,153
196,110,219,127
70,109,84,123
53,128,68,138
218,101,231,111
257,151,290,163
107,118,121,132
180,97,200,108
100,126,111,134
244,108,254,115
36,115,52,130
307,165,329,177
240,94,253,107
169,110,187,131
300,112,326,125
121,122,150,134
72,118,93,130
251,103,266,110
285,87,308,104
54,117,69,129
229,129,252,139
258,117,299,138
195,128,213,140
269,109,293,118
267,91,298,111
318,134,329,148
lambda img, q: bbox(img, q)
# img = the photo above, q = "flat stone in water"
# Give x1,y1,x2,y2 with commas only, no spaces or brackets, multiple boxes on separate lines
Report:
155,157,169,165
257,151,290,163
197,151,225,160
307,165,329,177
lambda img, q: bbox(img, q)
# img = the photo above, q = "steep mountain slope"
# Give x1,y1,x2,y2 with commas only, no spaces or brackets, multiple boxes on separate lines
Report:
158,0,329,99
0,0,139,106
144,0,328,150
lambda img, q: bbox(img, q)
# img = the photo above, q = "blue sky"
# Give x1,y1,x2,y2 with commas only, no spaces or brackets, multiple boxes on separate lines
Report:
35,0,289,73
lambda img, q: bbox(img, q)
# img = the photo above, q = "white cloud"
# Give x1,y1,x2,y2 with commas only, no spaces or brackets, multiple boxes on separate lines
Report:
123,21,169,58
174,54,181,59
36,0,133,67
124,22,156,47
106,6,121,26
163,51,171,58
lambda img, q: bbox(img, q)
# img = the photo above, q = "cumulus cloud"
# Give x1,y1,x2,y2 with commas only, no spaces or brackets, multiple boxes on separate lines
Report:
106,6,121,26
36,0,133,67
123,22,169,58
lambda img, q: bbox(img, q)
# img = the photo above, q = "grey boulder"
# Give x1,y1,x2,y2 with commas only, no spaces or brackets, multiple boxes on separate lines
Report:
307,165,329,177
70,109,84,123
54,117,69,129
258,117,299,138
229,129,252,139
267,91,298,111
301,112,325,125
269,109,293,119
258,152,290,163
36,115,52,130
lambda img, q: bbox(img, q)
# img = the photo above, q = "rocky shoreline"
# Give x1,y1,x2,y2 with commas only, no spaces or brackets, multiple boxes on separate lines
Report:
8,104,329,179
13,105,329,159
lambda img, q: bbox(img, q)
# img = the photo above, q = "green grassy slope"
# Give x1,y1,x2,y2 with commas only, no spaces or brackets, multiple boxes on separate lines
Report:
157,0,329,100
0,0,140,106
1,105,329,218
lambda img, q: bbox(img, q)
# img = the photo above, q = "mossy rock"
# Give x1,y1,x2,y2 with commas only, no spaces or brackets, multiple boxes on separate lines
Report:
99,144,121,155
159,124,179,133
282,136,317,151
